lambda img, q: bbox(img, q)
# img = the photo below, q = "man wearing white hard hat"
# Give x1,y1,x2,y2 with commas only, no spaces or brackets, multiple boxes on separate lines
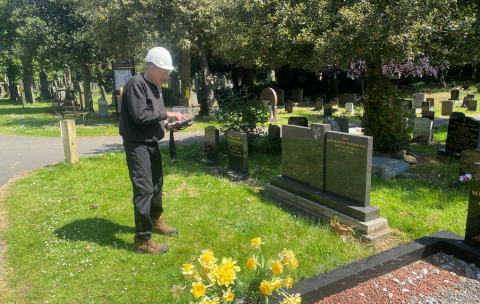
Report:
120,47,186,254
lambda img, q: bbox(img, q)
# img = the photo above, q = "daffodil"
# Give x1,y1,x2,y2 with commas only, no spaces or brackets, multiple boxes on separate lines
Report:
259,280,273,295
191,281,206,299
270,277,283,290
279,249,296,262
214,257,241,286
198,249,217,271
280,293,302,304
222,287,235,301
251,237,264,249
284,276,294,289
247,255,260,270
270,259,283,275
283,257,299,270
199,296,220,304
182,263,199,280
169,285,185,299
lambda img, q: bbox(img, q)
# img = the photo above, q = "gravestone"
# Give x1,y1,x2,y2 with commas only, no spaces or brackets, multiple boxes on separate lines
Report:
259,87,277,122
315,98,323,110
345,102,354,114
201,126,220,166
284,101,293,113
421,102,430,113
276,89,285,106
324,104,333,116
426,97,434,108
450,112,466,119
323,116,349,133
94,97,109,118
222,131,250,180
331,98,338,106
190,90,198,105
325,132,374,207
459,150,480,176
292,88,303,103
463,81,471,90
467,94,476,100
281,124,331,190
465,162,480,249
422,111,435,122
450,89,460,100
441,116,480,156
462,97,470,107
413,93,426,108
40,72,51,98
441,100,455,116
268,124,281,139
468,100,478,111
288,116,308,127
413,118,433,142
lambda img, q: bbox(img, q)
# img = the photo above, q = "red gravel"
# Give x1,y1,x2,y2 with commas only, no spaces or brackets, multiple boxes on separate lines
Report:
315,253,466,304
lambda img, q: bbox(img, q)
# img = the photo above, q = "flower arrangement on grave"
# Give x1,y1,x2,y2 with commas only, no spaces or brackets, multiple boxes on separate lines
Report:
332,105,339,111
199,145,210,160
169,237,301,304
459,173,472,183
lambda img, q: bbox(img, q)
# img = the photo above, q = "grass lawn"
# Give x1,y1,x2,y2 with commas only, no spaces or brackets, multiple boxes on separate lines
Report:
0,124,472,303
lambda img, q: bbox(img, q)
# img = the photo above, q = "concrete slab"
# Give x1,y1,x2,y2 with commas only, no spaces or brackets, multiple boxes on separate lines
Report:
372,156,409,179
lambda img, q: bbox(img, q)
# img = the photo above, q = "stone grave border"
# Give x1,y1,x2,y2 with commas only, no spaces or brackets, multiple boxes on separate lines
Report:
269,230,480,304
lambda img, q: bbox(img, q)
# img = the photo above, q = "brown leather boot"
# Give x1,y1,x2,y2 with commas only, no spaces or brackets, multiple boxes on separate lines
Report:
152,215,178,235
133,237,168,254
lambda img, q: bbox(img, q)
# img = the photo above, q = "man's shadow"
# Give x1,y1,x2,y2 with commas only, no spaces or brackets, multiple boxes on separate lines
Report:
54,218,135,251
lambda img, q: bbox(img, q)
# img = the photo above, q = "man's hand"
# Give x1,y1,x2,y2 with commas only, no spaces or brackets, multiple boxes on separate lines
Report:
165,111,188,131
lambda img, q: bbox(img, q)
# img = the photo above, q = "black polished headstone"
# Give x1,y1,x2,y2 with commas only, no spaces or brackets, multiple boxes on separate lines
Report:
465,162,480,249
421,111,435,122
450,112,466,119
288,116,308,127
325,132,373,207
445,117,480,153
227,131,248,174
205,126,219,163
282,124,331,190
459,150,480,176
451,89,460,100
324,104,332,116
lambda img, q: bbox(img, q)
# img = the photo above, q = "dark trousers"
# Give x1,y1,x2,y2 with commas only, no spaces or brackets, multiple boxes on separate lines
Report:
123,140,164,240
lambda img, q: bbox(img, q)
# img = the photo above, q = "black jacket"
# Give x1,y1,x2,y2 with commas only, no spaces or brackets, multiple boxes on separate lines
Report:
119,73,167,142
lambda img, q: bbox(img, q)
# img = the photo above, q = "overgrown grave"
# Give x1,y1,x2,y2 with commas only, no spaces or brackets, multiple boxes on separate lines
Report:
438,116,480,159
265,123,392,242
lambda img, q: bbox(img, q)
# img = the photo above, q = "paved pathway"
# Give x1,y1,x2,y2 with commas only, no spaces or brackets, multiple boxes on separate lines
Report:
0,131,204,188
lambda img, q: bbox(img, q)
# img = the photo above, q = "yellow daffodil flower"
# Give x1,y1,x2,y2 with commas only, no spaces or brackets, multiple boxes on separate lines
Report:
222,287,235,301
285,276,294,289
259,280,273,295
169,285,185,299
270,259,284,275
279,249,296,262
247,255,260,270
198,249,217,271
270,277,283,290
251,237,264,249
284,257,299,270
214,257,241,286
191,281,206,299
280,293,302,304
181,263,199,280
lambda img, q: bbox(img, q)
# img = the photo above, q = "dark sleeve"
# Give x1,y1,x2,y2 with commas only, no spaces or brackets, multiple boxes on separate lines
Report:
125,83,167,125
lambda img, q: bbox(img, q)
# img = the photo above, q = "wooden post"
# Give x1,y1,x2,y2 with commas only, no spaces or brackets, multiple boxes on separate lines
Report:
61,119,79,164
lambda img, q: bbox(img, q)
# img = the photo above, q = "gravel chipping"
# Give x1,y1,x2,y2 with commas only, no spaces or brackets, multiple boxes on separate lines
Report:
314,253,480,304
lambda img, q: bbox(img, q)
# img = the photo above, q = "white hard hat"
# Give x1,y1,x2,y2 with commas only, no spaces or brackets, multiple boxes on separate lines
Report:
145,47,174,70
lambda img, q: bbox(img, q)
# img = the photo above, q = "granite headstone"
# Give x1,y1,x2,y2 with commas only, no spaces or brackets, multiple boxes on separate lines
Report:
227,131,249,174
459,149,480,176
285,101,293,113
450,89,460,100
324,104,332,116
465,162,480,249
468,100,478,111
315,98,323,110
442,100,455,116
445,117,480,153
426,97,434,108
345,102,354,114
414,93,426,108
413,118,433,142
421,111,435,122
288,116,308,127
205,126,220,163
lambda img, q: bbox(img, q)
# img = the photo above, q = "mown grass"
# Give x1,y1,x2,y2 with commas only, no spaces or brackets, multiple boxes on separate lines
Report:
1,123,471,303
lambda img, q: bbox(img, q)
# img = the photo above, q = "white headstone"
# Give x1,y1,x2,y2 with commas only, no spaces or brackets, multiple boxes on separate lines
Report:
413,93,426,108
345,102,354,114
190,90,198,105
413,118,433,142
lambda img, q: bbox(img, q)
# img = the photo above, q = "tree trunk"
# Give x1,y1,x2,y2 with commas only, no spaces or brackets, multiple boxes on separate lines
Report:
439,69,446,87
180,49,191,107
365,56,385,92
22,57,35,103
199,52,214,115
81,57,93,112
231,67,239,91
238,67,254,93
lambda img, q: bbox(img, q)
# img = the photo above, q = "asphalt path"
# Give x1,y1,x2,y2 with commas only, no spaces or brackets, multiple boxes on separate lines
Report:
0,131,204,188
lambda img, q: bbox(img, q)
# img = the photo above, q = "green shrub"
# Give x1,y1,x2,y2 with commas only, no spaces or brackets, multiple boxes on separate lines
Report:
360,85,414,153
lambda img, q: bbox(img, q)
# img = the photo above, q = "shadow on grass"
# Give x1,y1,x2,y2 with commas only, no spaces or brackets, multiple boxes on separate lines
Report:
54,218,135,251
